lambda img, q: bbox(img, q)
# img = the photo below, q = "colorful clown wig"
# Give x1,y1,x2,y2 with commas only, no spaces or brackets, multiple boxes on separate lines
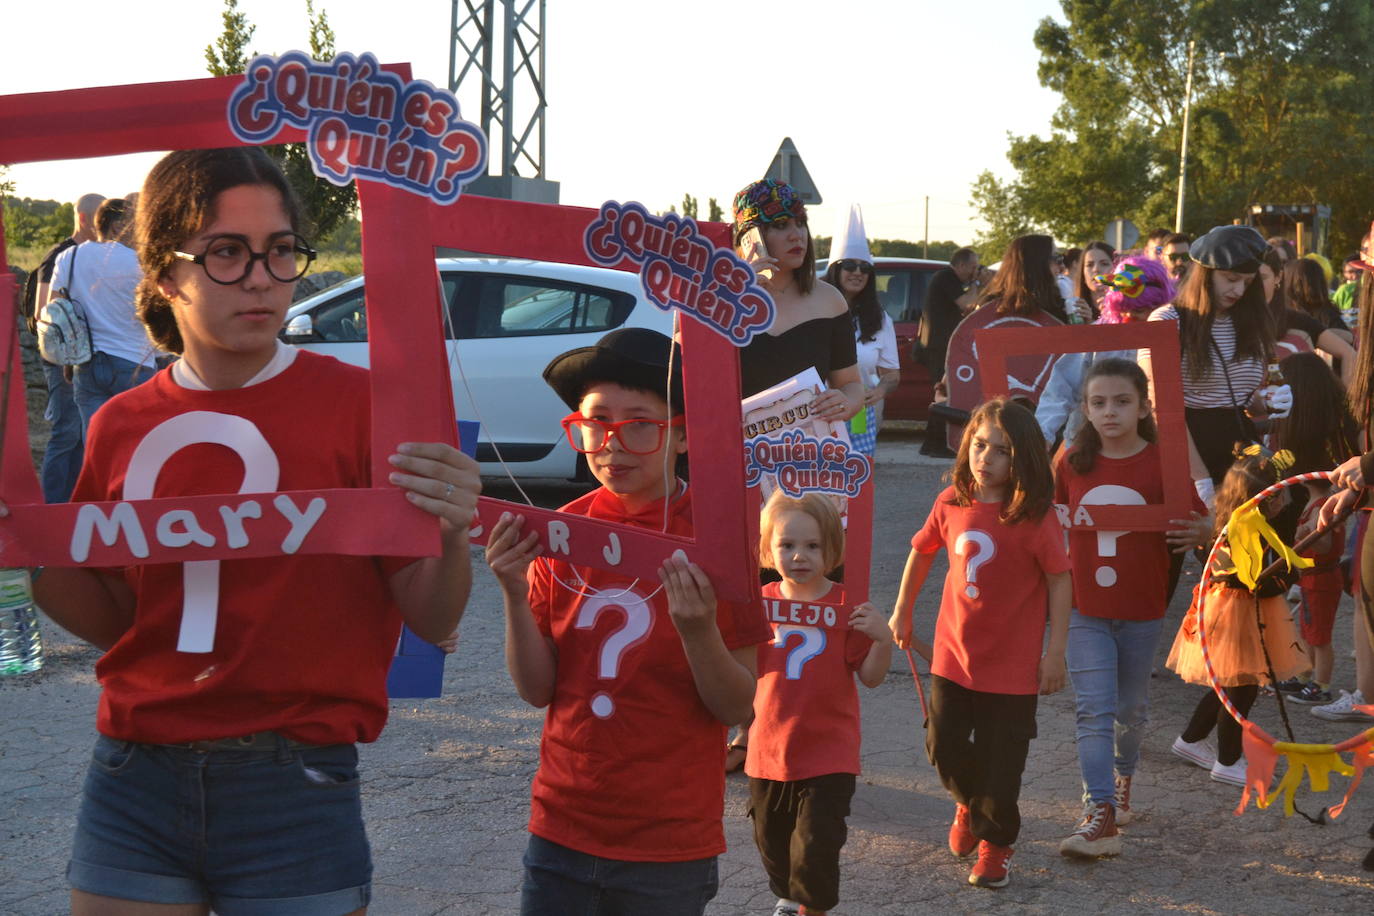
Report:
1096,255,1176,324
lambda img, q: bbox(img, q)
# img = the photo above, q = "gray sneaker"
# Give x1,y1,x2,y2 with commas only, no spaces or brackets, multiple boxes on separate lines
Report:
771,900,801,916
1311,689,1373,722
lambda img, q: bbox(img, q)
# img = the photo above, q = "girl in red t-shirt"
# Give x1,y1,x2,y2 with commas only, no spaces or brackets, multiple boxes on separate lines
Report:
746,491,892,916
22,148,480,916
890,398,1071,890
1053,359,1210,859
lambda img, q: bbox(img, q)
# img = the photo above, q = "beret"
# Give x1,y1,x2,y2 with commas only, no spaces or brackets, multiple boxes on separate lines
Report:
1189,225,1268,273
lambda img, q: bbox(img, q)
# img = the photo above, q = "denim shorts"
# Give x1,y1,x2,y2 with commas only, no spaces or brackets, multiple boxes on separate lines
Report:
68,734,372,915
521,834,719,916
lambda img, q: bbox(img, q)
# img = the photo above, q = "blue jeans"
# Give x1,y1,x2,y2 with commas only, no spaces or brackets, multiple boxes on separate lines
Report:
1067,610,1164,806
520,834,718,916
39,360,84,503
72,350,154,434
69,735,371,915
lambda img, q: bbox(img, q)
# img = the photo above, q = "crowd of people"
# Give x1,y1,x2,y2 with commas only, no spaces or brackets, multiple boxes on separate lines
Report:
12,160,1374,916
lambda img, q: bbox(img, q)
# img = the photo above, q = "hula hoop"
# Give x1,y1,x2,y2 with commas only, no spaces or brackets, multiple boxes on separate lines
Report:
1194,470,1374,815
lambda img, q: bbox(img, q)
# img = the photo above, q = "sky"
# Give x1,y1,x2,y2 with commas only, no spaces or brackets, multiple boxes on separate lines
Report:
3,0,1067,245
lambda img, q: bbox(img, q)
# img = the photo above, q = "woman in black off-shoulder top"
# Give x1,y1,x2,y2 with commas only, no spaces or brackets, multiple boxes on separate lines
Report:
730,179,863,415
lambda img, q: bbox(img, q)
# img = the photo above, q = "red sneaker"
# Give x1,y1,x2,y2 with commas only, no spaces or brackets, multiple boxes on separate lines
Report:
968,841,1014,888
1114,774,1133,826
1058,801,1121,858
948,804,976,857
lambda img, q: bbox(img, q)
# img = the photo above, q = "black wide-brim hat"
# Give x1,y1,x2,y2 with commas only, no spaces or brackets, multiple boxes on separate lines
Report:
1189,225,1268,273
543,327,684,412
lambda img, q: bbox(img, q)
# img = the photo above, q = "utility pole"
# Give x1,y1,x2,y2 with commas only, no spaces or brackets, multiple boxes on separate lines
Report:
1175,39,1196,233
923,196,929,259
448,0,558,202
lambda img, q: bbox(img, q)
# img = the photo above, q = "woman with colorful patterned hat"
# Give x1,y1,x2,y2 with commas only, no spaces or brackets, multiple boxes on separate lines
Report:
731,179,863,421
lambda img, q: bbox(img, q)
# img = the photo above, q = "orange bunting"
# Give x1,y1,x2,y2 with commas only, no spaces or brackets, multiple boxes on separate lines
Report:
1236,722,1281,814
1327,730,1374,820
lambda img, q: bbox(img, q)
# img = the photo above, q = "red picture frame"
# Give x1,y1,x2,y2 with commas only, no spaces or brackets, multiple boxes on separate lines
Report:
0,66,756,603
976,321,1192,531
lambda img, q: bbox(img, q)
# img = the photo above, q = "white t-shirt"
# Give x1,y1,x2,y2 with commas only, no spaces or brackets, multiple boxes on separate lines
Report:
50,241,157,368
855,312,899,388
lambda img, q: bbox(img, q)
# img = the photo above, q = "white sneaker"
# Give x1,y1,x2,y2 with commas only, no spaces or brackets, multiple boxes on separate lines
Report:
771,900,801,916
1210,757,1248,787
1311,689,1374,722
1170,735,1217,769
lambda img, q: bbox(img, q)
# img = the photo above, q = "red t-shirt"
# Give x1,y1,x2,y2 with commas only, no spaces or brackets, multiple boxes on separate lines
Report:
746,582,872,782
1297,497,1344,593
72,352,409,746
911,487,1070,694
526,485,770,862
1053,443,1205,621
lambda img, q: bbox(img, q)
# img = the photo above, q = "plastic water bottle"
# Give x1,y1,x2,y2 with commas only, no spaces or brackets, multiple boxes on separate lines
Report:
0,568,43,675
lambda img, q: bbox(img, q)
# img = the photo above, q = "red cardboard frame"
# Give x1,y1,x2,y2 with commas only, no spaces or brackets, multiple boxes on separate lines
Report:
426,194,754,601
0,67,756,603
976,321,1192,531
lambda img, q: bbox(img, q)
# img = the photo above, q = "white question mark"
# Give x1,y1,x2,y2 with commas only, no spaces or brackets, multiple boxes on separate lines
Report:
773,625,827,679
954,530,996,598
1079,484,1146,587
575,588,654,718
123,412,280,654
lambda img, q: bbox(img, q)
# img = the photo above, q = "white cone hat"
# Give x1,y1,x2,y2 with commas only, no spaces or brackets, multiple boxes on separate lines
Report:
830,203,873,263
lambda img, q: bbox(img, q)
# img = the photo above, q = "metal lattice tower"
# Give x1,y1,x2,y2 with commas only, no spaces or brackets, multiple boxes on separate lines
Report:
448,0,558,202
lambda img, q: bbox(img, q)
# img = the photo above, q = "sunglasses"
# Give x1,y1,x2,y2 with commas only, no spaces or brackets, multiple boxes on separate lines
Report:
1167,252,1190,264
837,259,873,274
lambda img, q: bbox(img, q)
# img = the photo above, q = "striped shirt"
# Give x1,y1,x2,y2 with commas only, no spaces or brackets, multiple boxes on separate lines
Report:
1143,305,1264,409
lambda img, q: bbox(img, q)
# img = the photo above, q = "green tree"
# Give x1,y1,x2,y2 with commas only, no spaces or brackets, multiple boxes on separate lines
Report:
976,0,1374,256
204,0,255,77
970,171,1035,262
707,197,723,222
204,0,357,243
2,198,70,249
681,194,698,219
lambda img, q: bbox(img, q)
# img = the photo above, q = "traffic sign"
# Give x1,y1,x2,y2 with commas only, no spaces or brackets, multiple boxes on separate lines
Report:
765,137,821,204
1105,218,1139,251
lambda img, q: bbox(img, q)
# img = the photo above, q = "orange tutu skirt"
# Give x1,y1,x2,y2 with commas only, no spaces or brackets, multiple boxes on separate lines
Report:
1166,585,1309,687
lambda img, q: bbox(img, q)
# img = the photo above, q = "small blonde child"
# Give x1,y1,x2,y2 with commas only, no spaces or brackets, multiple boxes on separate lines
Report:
890,397,1072,889
746,491,892,916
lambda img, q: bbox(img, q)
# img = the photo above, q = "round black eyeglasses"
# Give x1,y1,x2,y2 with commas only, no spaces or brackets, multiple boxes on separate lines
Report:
173,233,317,285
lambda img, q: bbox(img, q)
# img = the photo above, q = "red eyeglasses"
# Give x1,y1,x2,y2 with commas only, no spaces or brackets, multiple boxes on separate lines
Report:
561,413,685,455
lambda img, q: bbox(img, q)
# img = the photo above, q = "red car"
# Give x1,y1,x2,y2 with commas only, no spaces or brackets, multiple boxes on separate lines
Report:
819,256,946,421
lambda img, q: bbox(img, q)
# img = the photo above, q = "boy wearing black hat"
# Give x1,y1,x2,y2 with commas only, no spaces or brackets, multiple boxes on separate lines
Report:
485,328,769,915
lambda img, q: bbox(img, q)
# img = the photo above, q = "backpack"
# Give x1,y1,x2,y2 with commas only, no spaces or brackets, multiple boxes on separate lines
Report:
36,245,93,366
20,237,74,336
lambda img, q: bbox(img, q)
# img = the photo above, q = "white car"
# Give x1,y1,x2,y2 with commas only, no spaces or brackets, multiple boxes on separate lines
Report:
281,257,671,479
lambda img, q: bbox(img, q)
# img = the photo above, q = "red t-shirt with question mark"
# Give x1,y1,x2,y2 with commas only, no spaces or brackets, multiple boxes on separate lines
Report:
71,352,410,746
1054,443,1205,621
525,483,770,862
745,581,874,782
912,486,1071,695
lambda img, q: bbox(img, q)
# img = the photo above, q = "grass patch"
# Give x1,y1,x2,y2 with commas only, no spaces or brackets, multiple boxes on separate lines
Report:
6,246,45,274
312,251,362,278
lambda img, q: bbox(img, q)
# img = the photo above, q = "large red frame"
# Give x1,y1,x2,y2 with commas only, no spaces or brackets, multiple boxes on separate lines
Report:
0,67,756,603
976,321,1192,531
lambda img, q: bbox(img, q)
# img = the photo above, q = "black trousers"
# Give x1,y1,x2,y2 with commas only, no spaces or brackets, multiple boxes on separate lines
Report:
1185,406,1255,483
926,675,1038,848
748,773,855,911
1181,685,1259,766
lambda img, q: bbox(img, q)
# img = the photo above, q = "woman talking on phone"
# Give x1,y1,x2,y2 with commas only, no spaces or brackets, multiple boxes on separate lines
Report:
732,179,863,420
